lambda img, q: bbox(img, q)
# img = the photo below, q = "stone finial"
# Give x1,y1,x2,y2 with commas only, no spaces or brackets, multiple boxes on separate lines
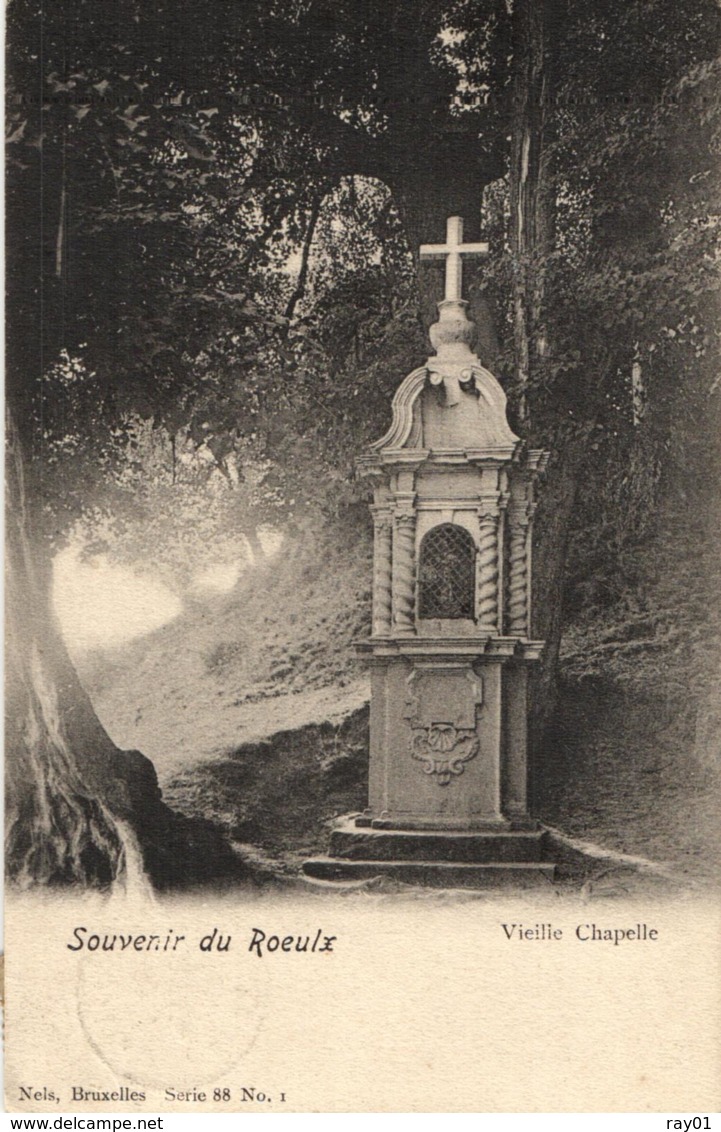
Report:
420,217,490,407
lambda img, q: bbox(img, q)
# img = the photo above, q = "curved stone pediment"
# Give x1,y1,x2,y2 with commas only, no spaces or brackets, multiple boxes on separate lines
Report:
370,363,520,455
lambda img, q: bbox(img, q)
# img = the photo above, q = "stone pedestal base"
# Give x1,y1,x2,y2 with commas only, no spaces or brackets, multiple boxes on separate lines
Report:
303,815,556,888
304,640,552,889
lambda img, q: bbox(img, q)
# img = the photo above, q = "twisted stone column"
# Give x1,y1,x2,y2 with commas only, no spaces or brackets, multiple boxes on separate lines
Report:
507,510,530,636
476,510,500,632
393,513,416,635
371,509,393,636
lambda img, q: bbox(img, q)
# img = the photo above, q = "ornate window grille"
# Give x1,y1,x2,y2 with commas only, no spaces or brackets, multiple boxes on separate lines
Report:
418,523,476,619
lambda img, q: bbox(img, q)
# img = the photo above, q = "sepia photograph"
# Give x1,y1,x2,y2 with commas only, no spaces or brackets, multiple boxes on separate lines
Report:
5,0,721,1114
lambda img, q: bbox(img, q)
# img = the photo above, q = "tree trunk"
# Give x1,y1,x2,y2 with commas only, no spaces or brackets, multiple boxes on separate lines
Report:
510,0,555,428
5,92,247,890
6,415,249,890
508,0,582,754
245,525,267,565
4,414,181,887
530,434,589,703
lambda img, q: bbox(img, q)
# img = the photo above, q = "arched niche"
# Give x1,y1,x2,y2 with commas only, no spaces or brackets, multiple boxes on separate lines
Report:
418,523,476,620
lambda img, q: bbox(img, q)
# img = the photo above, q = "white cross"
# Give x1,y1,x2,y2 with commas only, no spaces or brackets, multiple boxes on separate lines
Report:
420,216,489,303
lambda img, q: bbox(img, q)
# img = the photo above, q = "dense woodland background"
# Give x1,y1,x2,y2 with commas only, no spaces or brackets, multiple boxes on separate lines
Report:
6,0,721,888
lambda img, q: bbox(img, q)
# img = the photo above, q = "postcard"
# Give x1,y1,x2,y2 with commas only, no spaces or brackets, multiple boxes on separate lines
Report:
5,0,720,1114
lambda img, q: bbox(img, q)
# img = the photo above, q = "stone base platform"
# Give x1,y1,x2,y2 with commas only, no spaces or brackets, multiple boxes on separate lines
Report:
302,816,556,888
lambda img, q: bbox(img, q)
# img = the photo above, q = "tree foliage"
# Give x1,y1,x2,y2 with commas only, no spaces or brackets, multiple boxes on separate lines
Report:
476,0,721,634
7,0,509,469
9,0,721,653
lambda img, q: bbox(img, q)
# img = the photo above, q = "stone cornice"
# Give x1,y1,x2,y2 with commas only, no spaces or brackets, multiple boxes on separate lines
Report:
526,449,550,475
356,636,545,661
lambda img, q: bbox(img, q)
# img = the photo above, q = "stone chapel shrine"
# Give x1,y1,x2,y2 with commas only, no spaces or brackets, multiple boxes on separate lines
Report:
304,217,555,886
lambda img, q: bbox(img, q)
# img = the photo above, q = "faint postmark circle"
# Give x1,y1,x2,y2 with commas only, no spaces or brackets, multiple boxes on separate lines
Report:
76,949,262,1090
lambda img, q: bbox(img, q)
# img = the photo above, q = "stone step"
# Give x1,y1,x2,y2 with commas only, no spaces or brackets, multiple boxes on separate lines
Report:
329,827,547,864
302,857,556,889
